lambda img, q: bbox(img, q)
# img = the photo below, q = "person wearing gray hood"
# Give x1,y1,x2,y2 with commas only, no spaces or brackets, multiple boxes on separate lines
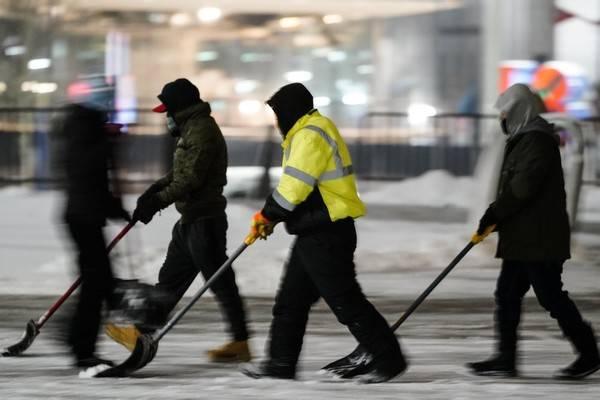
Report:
467,83,600,380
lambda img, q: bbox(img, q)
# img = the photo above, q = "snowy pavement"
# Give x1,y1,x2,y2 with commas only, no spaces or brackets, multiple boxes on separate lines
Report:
1,295,600,399
1,172,600,398
1,182,600,299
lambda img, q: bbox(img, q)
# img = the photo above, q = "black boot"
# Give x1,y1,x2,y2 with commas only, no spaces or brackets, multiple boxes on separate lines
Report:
555,323,600,380
554,323,600,380
466,355,517,377
241,360,296,380
554,355,600,380
357,355,408,384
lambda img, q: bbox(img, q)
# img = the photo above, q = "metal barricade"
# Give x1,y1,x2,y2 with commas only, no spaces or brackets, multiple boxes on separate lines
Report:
351,112,498,179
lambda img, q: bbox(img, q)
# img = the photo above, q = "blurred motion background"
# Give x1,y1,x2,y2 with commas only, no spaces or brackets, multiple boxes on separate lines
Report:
1,0,600,289
0,0,598,191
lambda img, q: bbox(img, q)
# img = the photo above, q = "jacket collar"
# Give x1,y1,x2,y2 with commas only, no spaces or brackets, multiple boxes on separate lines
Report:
281,109,319,149
174,101,211,126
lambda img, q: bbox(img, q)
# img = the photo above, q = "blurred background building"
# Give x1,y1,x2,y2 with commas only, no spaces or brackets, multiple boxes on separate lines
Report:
0,0,599,187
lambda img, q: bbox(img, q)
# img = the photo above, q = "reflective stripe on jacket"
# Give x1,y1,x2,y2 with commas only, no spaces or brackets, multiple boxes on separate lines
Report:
272,109,366,221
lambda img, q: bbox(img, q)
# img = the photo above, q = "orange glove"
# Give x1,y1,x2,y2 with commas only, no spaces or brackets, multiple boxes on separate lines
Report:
471,224,496,244
248,211,274,243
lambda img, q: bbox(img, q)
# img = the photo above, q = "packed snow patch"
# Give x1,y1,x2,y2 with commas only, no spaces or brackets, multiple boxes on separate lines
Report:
360,170,475,208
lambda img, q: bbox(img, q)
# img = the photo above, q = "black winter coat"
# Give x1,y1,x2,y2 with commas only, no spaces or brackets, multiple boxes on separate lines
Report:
153,102,228,222
491,117,571,261
60,104,119,226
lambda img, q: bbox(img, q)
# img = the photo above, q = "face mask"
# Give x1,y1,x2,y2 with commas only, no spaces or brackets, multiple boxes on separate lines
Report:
166,116,180,137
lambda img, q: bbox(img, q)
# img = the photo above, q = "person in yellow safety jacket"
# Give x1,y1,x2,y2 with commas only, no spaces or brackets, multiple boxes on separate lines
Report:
241,83,407,384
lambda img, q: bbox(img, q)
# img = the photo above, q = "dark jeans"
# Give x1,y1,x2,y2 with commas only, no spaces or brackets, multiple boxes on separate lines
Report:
66,220,114,361
154,215,249,341
495,260,598,361
268,218,403,370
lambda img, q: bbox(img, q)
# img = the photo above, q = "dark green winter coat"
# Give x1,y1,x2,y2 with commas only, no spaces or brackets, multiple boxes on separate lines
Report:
154,102,227,222
491,116,571,261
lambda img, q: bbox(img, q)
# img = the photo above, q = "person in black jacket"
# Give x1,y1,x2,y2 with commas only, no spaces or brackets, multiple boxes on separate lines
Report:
467,83,600,380
59,103,130,375
104,79,251,363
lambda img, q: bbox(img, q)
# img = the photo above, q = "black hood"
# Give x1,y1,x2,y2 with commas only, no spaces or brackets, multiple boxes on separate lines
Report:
267,83,314,137
158,78,202,115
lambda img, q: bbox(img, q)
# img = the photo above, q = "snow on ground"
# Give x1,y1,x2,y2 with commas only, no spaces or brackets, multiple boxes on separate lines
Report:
1,170,600,300
2,170,600,399
1,296,600,399
360,170,475,208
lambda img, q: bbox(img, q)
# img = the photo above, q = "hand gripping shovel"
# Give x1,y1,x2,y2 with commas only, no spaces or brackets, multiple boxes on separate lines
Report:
1,222,135,357
94,232,258,378
321,225,496,378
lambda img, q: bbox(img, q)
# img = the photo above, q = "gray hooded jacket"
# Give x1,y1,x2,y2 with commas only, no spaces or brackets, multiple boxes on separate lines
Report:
491,84,571,261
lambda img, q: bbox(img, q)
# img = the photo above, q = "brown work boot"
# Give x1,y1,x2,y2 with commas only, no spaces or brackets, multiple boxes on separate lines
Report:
105,323,141,352
207,340,251,362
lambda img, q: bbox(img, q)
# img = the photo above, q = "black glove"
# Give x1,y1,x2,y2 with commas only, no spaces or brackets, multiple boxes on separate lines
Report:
138,182,164,203
477,206,498,235
107,195,131,222
133,194,163,224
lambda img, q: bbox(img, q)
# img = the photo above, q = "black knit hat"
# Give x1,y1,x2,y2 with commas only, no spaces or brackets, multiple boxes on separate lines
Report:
267,83,314,136
153,78,201,114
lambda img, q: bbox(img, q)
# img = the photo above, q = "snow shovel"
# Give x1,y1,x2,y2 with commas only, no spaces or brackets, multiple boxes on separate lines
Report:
94,232,258,377
1,221,136,357
321,225,496,378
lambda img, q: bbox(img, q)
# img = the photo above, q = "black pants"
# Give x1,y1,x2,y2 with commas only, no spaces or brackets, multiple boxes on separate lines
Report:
495,260,598,360
268,218,403,370
67,220,114,361
154,215,249,341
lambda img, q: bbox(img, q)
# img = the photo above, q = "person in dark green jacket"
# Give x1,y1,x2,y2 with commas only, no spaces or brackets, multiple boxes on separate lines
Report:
105,79,251,363
467,83,599,380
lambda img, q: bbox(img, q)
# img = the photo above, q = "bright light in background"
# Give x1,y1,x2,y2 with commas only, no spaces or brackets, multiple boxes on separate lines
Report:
0,82,6,93
322,14,343,24
235,80,259,94
335,79,354,91
314,96,331,107
342,92,368,106
148,13,168,24
33,82,58,94
240,52,273,63
238,99,262,115
27,58,51,70
279,17,302,29
407,103,437,126
4,45,26,56
312,47,331,58
327,50,347,63
170,12,192,27
21,81,57,94
197,7,222,24
196,50,219,62
284,70,313,82
293,34,328,47
357,64,374,74
240,27,270,40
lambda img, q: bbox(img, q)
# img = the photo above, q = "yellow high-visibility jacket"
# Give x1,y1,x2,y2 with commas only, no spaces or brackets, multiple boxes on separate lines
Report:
272,109,366,221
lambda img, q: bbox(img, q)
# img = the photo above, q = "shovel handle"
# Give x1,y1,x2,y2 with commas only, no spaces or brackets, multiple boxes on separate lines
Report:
154,238,253,342
35,221,135,329
390,240,475,331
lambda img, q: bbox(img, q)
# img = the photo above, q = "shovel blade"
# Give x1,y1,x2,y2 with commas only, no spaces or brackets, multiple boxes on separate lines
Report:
1,320,39,357
95,334,158,377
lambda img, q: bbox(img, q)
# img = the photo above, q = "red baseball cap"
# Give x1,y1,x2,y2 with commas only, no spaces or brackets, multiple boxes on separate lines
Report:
152,103,168,113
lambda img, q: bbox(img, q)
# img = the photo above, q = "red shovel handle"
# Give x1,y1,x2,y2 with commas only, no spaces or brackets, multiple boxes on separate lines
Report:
35,221,136,329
